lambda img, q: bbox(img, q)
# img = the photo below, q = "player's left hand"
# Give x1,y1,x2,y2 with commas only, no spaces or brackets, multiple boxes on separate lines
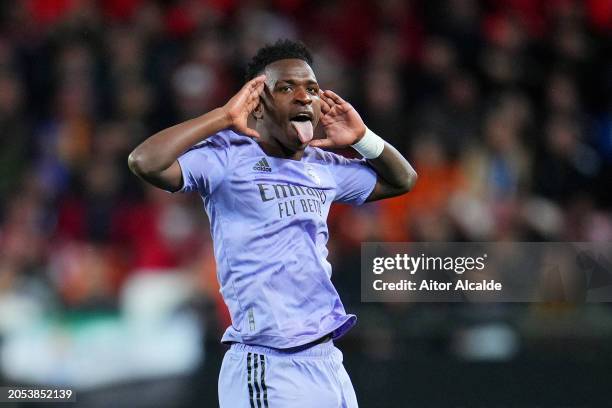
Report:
309,90,366,148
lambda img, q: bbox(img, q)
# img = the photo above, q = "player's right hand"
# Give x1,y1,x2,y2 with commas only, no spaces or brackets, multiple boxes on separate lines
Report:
222,75,266,138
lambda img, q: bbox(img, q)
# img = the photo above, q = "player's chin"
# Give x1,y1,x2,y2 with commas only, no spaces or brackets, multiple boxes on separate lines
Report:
292,140,309,150
296,136,312,149
284,130,308,149
278,136,305,152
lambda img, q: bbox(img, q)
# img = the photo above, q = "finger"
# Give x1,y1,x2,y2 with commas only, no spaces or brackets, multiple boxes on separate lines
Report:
250,74,266,86
246,77,263,94
245,98,260,113
323,89,346,105
308,138,336,149
321,93,336,108
248,82,265,103
243,75,266,94
253,76,266,92
241,126,260,139
255,81,265,96
320,94,331,114
246,83,264,110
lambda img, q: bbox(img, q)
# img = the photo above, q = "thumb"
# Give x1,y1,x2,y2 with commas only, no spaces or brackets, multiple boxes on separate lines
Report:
309,139,335,149
241,127,260,139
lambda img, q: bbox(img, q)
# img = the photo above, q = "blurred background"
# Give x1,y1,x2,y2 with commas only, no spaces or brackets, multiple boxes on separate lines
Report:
0,0,611,406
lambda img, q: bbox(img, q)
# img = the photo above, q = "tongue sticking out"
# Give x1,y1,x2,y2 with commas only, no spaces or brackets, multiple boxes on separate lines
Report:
290,120,314,144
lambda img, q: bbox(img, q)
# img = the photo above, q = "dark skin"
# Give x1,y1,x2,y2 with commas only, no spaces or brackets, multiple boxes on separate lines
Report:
128,58,417,200
253,60,322,158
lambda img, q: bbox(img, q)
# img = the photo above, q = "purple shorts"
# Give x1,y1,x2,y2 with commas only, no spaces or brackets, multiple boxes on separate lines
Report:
218,339,358,407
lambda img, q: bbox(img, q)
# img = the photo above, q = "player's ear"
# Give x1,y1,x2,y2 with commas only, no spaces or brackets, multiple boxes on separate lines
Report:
252,100,263,120
253,81,272,120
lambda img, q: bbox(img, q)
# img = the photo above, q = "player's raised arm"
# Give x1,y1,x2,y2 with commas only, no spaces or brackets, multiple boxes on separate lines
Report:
128,75,266,192
309,90,417,202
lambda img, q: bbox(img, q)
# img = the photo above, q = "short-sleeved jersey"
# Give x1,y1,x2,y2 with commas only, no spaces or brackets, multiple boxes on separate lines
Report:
177,129,377,349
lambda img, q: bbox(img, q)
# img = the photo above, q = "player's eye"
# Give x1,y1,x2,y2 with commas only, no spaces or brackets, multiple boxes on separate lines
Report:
307,87,318,94
279,85,292,92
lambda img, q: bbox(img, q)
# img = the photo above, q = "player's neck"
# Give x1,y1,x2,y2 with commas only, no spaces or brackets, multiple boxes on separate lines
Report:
257,134,305,161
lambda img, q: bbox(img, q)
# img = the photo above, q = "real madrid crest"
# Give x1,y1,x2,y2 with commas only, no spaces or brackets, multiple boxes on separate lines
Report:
305,165,321,185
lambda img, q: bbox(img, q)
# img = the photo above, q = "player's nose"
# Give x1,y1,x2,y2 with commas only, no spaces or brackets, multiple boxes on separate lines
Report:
293,87,312,105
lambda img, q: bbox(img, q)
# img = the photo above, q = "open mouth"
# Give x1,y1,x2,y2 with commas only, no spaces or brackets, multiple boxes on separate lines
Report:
290,113,314,144
290,113,312,122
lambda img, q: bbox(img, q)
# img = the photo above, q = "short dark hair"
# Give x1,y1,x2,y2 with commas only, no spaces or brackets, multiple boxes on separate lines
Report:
245,39,313,81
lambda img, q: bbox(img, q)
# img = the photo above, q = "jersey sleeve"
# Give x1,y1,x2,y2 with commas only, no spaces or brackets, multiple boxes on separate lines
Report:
176,133,230,196
324,151,378,205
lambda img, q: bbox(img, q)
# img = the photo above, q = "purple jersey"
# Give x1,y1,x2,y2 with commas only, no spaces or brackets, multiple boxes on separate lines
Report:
176,129,377,349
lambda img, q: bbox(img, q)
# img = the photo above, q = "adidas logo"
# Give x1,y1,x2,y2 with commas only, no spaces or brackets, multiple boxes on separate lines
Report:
253,157,272,172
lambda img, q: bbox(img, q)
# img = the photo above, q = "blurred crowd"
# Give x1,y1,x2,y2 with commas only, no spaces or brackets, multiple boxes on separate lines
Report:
1,0,612,335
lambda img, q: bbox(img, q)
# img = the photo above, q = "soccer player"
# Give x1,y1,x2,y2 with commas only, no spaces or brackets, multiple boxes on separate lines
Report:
128,40,417,407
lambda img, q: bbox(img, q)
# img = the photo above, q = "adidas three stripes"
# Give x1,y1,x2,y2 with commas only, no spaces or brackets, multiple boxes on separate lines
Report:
247,352,268,408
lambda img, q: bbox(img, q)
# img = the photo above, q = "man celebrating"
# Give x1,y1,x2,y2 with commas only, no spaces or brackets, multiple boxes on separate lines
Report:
128,40,416,407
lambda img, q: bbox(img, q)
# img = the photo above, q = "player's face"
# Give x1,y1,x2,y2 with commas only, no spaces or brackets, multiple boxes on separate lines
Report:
259,59,321,151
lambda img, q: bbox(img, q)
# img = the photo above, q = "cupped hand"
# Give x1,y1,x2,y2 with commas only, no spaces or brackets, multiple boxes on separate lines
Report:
309,90,366,149
222,75,266,138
